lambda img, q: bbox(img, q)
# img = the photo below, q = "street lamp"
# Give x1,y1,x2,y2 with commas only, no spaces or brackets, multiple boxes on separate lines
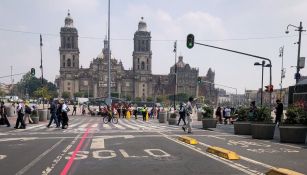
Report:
279,46,285,100
254,61,271,106
285,22,306,84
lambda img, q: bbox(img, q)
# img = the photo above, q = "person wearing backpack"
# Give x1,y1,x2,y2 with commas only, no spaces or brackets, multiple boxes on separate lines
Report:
24,102,33,124
14,101,26,129
47,99,60,128
177,102,186,126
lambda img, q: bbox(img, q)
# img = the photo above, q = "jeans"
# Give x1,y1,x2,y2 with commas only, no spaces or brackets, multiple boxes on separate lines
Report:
48,113,59,127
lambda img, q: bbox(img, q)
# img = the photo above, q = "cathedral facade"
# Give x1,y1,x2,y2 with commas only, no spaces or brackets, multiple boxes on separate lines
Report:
55,12,215,102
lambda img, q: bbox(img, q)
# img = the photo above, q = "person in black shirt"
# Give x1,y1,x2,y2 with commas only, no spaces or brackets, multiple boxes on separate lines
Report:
275,99,283,126
0,101,11,127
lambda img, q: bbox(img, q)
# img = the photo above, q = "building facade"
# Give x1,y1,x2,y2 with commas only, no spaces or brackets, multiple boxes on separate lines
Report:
56,12,215,101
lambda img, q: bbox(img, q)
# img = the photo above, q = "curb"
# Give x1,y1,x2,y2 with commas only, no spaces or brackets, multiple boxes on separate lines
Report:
266,168,304,175
178,136,198,145
206,146,240,160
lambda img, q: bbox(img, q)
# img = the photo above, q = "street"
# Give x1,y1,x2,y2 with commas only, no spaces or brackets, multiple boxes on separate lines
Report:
0,115,306,175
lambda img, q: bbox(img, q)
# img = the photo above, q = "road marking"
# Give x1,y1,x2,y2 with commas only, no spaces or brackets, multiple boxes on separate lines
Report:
120,120,139,130
91,124,98,128
144,149,171,158
0,137,38,142
15,138,64,175
102,124,111,129
42,134,81,175
92,150,116,159
79,124,88,128
113,123,125,130
0,155,7,160
90,138,105,149
159,132,260,175
60,127,91,175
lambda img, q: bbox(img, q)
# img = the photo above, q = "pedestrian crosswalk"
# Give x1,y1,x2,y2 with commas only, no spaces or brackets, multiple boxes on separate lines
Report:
5,117,184,134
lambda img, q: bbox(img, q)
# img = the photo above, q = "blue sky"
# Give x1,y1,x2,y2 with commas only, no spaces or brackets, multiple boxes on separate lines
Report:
0,0,307,94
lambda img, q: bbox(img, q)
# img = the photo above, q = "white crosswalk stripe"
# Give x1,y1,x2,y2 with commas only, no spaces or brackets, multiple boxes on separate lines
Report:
4,117,184,133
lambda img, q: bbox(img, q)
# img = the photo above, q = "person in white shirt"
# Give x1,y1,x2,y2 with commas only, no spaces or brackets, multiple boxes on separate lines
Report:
182,97,194,134
14,101,26,129
61,101,69,129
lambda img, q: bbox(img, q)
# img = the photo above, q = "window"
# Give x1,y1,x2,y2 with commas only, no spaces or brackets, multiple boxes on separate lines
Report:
141,62,145,70
138,58,140,63
67,82,70,86
137,65,139,70
83,80,88,86
147,65,149,70
73,62,75,67
63,56,65,67
73,55,75,61
143,89,145,92
67,59,71,67
147,58,148,63
67,87,70,91
143,84,145,87
125,82,130,87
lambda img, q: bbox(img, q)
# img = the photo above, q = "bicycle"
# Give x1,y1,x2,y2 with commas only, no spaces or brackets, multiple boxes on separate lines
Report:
103,112,118,124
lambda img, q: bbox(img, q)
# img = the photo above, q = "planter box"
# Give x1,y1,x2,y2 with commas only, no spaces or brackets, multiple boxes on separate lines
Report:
234,122,251,135
47,110,51,120
31,116,39,124
168,118,177,125
38,109,48,122
159,111,167,123
251,123,275,140
202,118,217,129
279,125,307,144
197,112,203,121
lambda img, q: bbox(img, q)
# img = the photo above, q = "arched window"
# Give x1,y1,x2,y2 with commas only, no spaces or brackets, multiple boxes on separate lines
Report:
138,58,140,63
67,59,71,67
137,65,140,70
141,61,145,70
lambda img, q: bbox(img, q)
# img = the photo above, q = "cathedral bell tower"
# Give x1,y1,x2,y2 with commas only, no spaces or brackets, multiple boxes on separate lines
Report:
132,17,153,100
59,10,79,72
58,10,80,97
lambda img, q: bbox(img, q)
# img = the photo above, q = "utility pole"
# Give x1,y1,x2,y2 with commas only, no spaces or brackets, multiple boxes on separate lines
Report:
279,46,285,100
286,22,306,84
107,0,112,106
40,34,44,109
260,60,265,106
173,40,177,110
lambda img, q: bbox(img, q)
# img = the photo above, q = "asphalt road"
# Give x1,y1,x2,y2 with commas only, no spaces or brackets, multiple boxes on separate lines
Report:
0,115,306,175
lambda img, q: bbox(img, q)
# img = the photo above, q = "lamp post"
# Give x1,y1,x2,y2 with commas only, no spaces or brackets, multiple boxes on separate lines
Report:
285,22,306,84
173,41,177,110
106,0,112,106
254,61,265,106
254,61,271,106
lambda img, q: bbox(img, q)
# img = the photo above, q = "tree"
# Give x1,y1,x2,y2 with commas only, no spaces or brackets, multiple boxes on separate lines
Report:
34,87,51,100
15,72,57,98
0,89,6,97
74,92,84,98
135,97,142,102
111,92,119,98
62,91,70,99
146,96,153,102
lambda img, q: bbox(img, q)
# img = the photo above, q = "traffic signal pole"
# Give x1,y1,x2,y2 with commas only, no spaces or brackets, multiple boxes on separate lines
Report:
193,41,272,110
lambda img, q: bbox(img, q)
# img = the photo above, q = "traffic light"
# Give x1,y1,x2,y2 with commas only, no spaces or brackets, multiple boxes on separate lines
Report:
30,68,35,76
186,34,194,49
197,77,201,84
265,85,273,92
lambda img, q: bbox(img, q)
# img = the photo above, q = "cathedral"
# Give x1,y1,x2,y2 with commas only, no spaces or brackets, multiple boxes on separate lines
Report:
55,12,215,102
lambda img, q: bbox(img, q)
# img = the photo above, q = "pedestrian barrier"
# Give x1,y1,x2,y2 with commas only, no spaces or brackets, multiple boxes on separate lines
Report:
178,136,198,145
266,168,304,175
206,146,240,160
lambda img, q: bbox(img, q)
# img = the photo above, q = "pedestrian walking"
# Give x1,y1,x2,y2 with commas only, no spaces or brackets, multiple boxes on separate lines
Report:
14,101,26,129
0,101,11,127
275,99,283,126
224,106,231,124
72,104,77,116
134,104,138,119
142,105,148,121
61,101,69,129
24,102,33,124
177,102,186,126
215,106,222,124
47,100,60,128
182,97,194,134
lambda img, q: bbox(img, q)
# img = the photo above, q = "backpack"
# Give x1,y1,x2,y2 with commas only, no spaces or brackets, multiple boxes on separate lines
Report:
25,106,32,114
179,106,185,114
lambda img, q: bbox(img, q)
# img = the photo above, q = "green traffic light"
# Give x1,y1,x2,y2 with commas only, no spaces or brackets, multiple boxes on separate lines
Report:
187,34,194,49
31,68,35,76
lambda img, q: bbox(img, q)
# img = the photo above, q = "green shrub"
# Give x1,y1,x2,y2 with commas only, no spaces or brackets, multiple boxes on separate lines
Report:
236,107,249,121
202,106,214,118
254,106,272,122
285,105,307,125
170,113,177,118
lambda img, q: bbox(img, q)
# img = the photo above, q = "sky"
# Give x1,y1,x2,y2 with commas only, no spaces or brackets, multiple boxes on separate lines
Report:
0,0,307,94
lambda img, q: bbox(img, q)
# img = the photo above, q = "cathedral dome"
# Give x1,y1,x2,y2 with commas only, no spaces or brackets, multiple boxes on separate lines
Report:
138,17,147,31
64,10,74,27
